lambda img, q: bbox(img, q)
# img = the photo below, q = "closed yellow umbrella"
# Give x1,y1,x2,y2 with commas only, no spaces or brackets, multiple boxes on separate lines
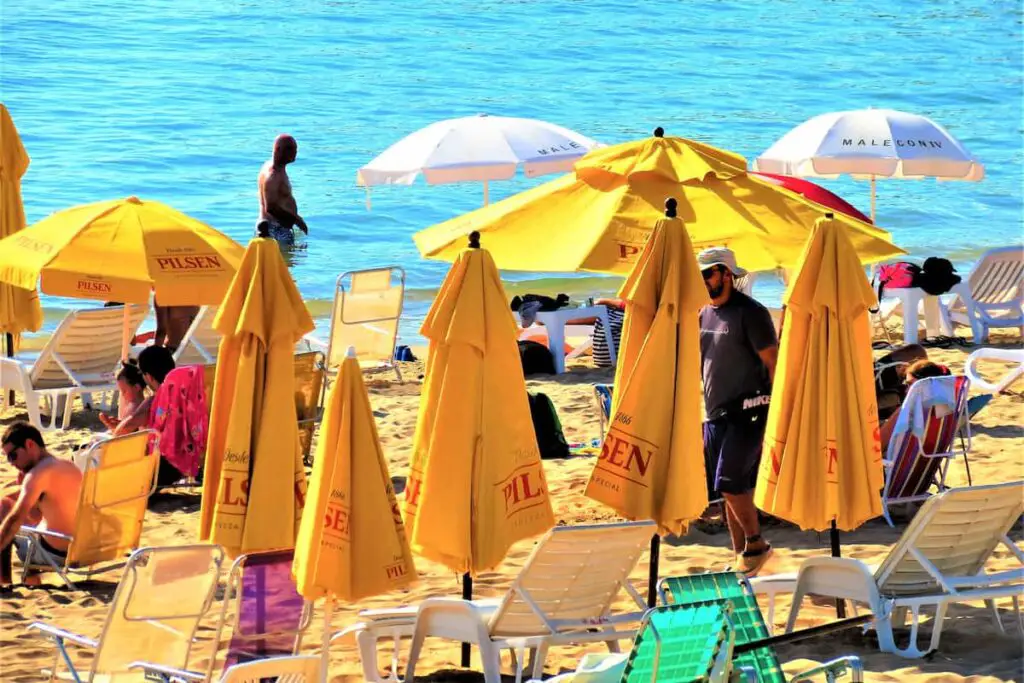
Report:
754,216,883,532
587,201,710,533
0,104,43,352
415,129,906,274
293,347,416,602
585,200,710,605
403,233,554,575
198,237,314,558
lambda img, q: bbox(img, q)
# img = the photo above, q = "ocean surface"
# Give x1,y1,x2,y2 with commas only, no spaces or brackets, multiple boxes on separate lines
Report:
3,0,1022,348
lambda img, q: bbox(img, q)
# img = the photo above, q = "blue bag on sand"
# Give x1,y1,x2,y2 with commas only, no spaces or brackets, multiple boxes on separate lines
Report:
394,345,417,362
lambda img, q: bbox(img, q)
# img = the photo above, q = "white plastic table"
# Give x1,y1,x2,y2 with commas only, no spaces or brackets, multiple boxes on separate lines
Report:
516,305,617,373
880,285,968,344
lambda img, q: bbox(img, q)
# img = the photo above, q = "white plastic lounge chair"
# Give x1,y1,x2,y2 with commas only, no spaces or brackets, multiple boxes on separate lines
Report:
27,544,226,682
174,305,221,366
0,304,149,429
759,482,1024,659
965,347,1024,394
335,521,655,683
132,655,322,683
303,266,405,383
15,430,159,588
939,245,1024,343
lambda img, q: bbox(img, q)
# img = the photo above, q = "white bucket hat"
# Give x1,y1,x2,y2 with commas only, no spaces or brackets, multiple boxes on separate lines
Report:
696,247,748,278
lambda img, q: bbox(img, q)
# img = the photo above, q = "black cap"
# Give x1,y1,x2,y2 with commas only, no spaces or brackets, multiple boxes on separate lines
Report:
468,231,481,248
665,197,678,218
654,127,665,138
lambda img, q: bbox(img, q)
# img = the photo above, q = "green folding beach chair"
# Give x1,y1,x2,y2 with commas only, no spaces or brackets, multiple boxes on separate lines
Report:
625,601,736,683
659,573,863,683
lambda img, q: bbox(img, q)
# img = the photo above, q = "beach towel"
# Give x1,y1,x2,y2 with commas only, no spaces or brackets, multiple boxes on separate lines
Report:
892,377,958,445
149,365,208,478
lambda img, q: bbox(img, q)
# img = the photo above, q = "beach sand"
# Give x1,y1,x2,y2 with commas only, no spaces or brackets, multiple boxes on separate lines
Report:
1,329,1022,682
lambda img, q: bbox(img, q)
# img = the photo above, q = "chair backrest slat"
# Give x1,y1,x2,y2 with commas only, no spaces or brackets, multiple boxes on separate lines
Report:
219,655,321,683
623,602,734,683
31,304,148,388
489,521,654,637
875,482,1024,596
91,545,225,679
175,306,222,366
968,246,1023,305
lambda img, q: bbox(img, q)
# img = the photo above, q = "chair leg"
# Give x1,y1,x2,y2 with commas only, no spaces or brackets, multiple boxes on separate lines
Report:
404,626,426,683
478,640,503,683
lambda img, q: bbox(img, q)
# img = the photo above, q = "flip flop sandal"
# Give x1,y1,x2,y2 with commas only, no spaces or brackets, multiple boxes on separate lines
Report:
739,545,774,577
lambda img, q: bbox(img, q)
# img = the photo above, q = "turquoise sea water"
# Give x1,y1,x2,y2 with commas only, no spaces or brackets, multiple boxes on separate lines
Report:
3,0,1022,346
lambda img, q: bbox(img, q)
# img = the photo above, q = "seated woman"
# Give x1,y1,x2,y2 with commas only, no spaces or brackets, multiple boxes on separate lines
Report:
879,359,952,454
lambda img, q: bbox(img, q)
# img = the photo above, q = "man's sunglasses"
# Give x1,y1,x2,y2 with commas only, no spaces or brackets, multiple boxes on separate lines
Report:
3,445,20,463
701,265,724,280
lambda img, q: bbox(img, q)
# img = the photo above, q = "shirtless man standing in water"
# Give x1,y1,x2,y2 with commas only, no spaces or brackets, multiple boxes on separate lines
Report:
258,134,309,244
1,422,82,584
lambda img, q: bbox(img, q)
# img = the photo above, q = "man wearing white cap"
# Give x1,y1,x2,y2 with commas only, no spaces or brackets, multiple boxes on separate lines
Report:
698,247,778,576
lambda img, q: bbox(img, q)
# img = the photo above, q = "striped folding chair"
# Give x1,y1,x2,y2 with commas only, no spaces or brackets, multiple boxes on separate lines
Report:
882,375,971,526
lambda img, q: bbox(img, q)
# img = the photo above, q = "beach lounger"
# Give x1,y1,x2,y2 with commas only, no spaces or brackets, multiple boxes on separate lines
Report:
293,350,326,464
337,521,654,683
750,482,1024,659
132,655,323,683
939,245,1024,343
658,572,863,682
882,375,970,526
965,346,1024,394
174,305,222,366
303,266,406,383
0,304,149,429
26,544,225,682
136,549,312,682
15,430,159,588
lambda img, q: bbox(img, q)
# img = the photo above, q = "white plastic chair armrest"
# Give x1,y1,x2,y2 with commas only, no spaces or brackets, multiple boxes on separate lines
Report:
27,623,98,649
0,357,32,389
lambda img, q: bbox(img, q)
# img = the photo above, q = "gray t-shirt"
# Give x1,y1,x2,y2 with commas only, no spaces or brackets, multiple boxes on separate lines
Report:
699,291,778,420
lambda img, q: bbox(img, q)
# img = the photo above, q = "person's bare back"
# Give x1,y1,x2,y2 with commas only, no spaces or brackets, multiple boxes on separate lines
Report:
258,134,308,242
15,457,82,551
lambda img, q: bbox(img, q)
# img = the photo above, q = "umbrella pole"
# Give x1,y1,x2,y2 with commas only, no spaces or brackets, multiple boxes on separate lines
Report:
120,305,131,362
321,596,335,677
870,175,877,223
830,521,847,618
461,572,472,666
483,180,489,207
647,534,660,608
5,333,14,405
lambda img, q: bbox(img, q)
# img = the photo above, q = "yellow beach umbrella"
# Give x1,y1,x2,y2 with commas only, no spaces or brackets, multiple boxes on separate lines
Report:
0,104,43,352
584,201,710,605
0,195,244,358
293,347,416,602
414,129,906,274
586,200,711,533
198,238,314,558
754,216,883,532
403,233,554,575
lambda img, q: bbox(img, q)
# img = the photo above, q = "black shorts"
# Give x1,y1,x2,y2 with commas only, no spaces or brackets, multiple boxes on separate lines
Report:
703,406,769,496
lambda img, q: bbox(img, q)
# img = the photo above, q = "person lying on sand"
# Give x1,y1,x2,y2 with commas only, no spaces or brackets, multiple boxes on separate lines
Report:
0,422,83,585
258,133,308,245
879,359,952,454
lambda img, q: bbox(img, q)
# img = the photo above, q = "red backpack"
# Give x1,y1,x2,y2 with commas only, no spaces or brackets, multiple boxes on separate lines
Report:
873,261,921,310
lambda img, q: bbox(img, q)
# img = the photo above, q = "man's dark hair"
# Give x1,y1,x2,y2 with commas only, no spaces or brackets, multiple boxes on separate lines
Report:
138,345,176,384
2,422,44,450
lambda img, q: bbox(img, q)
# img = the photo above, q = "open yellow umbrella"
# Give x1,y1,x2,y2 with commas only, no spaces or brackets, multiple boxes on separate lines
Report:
293,347,416,601
199,237,314,558
0,104,43,353
0,195,244,358
754,216,883,532
415,129,906,274
403,233,554,575
584,199,710,605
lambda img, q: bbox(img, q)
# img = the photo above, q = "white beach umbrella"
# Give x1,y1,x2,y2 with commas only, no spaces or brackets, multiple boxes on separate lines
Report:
752,108,984,220
356,113,601,205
